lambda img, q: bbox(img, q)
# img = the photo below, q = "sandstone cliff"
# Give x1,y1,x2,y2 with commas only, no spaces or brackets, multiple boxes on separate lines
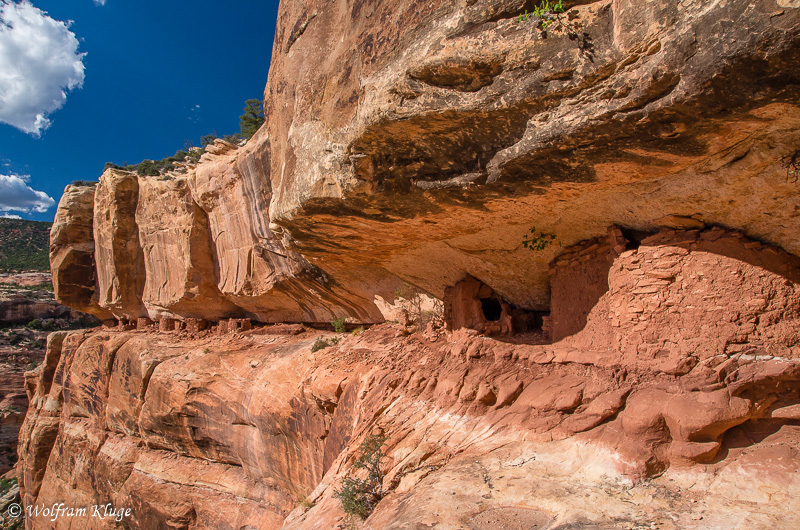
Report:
51,0,800,326
19,227,800,528
265,0,800,313
29,0,800,528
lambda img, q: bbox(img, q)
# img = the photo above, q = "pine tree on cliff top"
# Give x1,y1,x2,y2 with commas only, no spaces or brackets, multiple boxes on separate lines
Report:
239,98,265,139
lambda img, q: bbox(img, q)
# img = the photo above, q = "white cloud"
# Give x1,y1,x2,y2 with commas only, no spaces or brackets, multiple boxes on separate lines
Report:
93,0,106,5
1,213,21,219
0,174,55,213
0,1,86,136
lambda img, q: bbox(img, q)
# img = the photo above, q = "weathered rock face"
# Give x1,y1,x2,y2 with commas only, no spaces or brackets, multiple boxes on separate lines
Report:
264,0,800,314
49,184,111,321
35,0,800,527
93,170,146,320
18,229,800,528
50,1,800,326
135,175,238,320
188,136,381,323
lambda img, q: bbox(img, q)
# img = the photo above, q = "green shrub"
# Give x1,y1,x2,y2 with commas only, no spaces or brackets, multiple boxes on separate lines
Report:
26,319,42,330
311,336,341,353
187,148,204,163
0,476,16,495
201,134,218,147
522,227,557,251
332,317,347,333
334,434,387,520
137,159,161,177
519,0,564,28
239,99,265,139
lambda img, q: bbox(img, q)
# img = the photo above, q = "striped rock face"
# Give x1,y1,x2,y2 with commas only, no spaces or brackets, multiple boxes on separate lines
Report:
50,0,800,327
33,2,800,526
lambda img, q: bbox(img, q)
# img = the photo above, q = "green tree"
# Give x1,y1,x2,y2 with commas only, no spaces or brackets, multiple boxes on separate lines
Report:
137,160,160,176
239,98,265,139
200,134,218,147
334,434,387,520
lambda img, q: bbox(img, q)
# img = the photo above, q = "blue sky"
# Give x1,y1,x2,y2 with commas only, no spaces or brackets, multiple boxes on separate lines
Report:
0,0,279,221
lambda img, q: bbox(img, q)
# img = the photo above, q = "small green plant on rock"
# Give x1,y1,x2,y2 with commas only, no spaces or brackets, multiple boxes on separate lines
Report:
334,434,387,520
522,226,557,251
311,336,341,353
332,317,347,333
519,0,564,29
518,0,593,57
0,476,16,495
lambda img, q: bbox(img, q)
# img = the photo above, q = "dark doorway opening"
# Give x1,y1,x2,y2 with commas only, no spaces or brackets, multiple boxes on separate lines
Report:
480,297,503,321
619,227,654,250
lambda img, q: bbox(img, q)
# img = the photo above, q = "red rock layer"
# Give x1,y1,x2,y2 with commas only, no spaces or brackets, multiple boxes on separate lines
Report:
18,229,800,528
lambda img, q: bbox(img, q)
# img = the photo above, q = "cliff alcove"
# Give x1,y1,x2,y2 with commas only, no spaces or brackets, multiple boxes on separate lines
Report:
18,0,800,527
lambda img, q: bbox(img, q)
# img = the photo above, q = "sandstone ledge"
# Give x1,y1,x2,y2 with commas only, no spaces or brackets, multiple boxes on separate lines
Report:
17,316,800,528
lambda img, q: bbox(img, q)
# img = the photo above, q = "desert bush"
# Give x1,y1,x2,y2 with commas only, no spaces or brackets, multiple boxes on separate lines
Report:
332,317,347,333
311,336,341,353
0,476,16,494
334,434,387,520
522,226,557,251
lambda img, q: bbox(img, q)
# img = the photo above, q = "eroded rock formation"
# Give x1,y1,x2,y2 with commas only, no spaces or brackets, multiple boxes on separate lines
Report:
31,0,800,527
265,0,800,315
19,228,800,528
49,184,111,321
50,0,800,327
